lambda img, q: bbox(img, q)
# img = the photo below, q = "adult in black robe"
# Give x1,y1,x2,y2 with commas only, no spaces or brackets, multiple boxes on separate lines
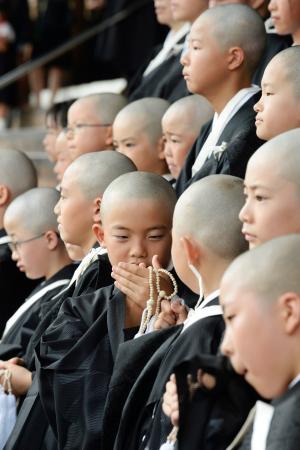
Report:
175,91,265,197
4,253,113,450
0,229,41,336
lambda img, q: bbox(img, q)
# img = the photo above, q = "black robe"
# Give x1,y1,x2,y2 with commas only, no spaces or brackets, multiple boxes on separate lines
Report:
0,229,40,335
0,263,76,360
236,381,300,450
36,285,137,450
109,296,225,450
128,37,189,103
4,254,113,450
175,91,265,197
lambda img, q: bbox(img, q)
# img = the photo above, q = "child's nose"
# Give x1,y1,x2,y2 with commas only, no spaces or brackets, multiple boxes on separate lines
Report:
180,48,190,67
220,328,233,357
54,198,61,216
239,201,251,224
253,96,263,113
130,239,147,259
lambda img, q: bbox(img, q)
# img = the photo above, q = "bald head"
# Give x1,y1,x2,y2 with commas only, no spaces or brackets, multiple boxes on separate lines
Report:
100,171,177,221
4,187,59,235
114,97,170,144
269,46,300,99
174,175,247,259
199,4,266,74
163,95,213,135
0,149,37,200
64,150,137,200
70,93,128,124
222,234,300,305
248,128,300,191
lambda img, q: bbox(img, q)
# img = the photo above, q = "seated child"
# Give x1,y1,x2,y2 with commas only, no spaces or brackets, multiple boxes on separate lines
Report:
162,95,213,179
53,129,72,184
269,0,300,44
107,175,252,450
254,46,300,141
2,151,137,450
36,172,177,450
0,149,39,335
176,4,266,196
162,128,300,450
221,234,300,449
113,97,170,177
66,93,127,160
1,187,74,356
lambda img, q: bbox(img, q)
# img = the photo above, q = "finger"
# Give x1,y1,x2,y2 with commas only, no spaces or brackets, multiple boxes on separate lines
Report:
160,299,172,313
8,357,25,366
170,410,179,427
116,262,149,278
113,272,147,296
154,317,175,330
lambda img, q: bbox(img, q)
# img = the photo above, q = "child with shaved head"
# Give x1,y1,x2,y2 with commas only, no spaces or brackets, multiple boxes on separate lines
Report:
2,151,136,450
0,149,40,335
176,4,266,196
221,234,300,449
36,172,177,450
113,97,170,177
66,92,127,160
0,187,74,359
254,47,300,141
162,95,213,179
106,175,255,450
162,128,300,449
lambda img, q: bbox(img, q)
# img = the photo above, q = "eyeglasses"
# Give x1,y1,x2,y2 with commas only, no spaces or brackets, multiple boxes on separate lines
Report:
7,233,45,253
65,123,111,134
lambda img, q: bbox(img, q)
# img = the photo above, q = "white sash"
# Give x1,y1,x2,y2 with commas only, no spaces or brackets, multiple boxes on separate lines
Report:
2,279,69,338
0,236,11,246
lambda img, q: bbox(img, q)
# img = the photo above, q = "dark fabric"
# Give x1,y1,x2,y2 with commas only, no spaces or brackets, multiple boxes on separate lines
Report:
175,92,265,197
128,37,189,103
0,263,76,360
4,254,113,450
238,381,300,450
113,297,225,450
252,32,292,86
36,285,134,450
174,355,258,450
0,229,40,335
94,0,168,79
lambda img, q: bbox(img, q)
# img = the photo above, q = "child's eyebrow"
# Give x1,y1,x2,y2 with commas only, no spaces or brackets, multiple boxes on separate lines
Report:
111,225,168,231
247,183,271,191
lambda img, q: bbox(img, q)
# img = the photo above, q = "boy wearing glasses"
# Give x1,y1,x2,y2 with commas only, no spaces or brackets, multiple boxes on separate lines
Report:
66,92,127,160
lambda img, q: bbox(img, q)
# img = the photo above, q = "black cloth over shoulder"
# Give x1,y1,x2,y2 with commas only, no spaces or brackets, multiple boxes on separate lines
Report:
0,229,40,335
4,254,113,450
0,263,76,361
112,297,225,450
175,92,265,197
36,285,136,450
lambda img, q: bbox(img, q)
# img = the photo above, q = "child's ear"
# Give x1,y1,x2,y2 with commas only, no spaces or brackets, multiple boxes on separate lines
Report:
157,136,166,161
181,236,201,268
0,184,10,207
105,126,113,148
92,222,105,247
227,47,245,71
45,230,59,251
92,197,102,224
279,292,300,335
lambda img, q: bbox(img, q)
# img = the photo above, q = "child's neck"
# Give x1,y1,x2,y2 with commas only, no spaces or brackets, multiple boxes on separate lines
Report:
208,76,253,114
81,234,98,256
293,29,300,45
200,258,232,300
44,249,72,280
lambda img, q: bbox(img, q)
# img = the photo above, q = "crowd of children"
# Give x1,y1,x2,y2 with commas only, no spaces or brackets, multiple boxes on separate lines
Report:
0,1,300,449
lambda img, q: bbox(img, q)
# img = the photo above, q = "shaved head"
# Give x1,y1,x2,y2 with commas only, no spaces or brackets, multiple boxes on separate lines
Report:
100,172,177,221
173,175,247,259
64,150,137,200
4,187,59,234
70,93,128,124
113,97,170,144
247,128,300,191
269,46,300,99
199,4,266,74
0,149,37,199
222,234,300,305
163,95,213,135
